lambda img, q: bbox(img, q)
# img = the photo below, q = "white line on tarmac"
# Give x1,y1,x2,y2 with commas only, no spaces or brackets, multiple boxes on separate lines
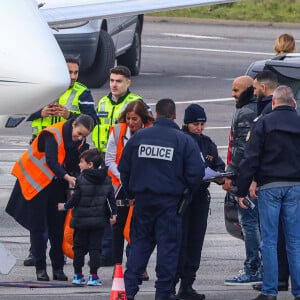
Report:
205,126,230,129
143,45,273,56
0,148,26,151
140,72,163,76
161,33,227,40
148,97,233,105
176,75,217,79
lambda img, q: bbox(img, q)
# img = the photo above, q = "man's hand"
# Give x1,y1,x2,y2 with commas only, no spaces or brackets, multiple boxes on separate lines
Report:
238,197,248,209
249,181,258,199
57,203,65,211
110,215,117,225
41,104,58,117
222,178,232,192
56,104,70,119
64,174,76,187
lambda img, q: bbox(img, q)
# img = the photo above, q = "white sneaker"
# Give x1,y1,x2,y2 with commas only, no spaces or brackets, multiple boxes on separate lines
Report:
72,274,86,285
87,275,102,286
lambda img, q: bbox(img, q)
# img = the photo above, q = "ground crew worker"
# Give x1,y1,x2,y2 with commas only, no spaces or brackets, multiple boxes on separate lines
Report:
105,101,153,281
92,65,150,267
235,86,300,300
23,55,98,267
28,55,98,141
6,115,94,282
92,65,150,153
118,98,205,300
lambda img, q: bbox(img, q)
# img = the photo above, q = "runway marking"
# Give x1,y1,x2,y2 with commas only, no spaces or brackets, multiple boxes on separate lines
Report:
140,72,163,76
148,97,234,105
143,45,273,56
0,148,26,151
177,75,217,79
161,33,227,40
205,126,230,130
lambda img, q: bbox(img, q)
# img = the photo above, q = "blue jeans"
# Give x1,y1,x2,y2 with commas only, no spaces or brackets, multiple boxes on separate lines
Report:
258,185,300,297
237,198,261,275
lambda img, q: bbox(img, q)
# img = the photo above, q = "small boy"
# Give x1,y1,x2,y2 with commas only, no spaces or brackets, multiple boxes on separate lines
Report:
58,148,116,286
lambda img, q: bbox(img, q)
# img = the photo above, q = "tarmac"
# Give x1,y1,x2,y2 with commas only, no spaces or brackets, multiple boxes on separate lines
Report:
0,143,295,300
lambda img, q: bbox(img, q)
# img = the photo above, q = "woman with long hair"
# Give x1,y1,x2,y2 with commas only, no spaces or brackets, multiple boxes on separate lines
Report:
105,101,153,279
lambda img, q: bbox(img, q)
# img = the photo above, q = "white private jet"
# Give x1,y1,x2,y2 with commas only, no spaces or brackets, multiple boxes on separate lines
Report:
0,0,236,129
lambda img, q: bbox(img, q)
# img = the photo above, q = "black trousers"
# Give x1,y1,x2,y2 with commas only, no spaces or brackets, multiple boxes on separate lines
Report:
31,179,67,270
112,205,130,264
73,227,104,274
176,189,210,287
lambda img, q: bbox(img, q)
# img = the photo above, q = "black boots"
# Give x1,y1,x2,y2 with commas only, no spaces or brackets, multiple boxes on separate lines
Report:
177,286,205,300
36,269,49,281
24,252,35,266
52,268,68,281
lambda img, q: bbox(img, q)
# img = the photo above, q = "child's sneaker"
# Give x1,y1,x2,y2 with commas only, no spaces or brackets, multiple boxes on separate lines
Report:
87,275,102,286
72,274,86,285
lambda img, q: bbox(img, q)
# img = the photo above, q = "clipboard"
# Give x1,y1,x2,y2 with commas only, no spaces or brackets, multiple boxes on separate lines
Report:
203,167,235,182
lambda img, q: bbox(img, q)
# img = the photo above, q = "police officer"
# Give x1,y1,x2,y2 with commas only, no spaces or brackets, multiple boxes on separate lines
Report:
236,86,300,300
24,55,97,267
175,104,225,299
118,99,205,300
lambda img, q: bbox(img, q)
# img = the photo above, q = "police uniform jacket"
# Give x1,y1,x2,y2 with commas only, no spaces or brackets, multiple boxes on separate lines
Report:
118,118,205,199
64,166,116,229
183,129,225,190
227,86,257,174
236,105,300,197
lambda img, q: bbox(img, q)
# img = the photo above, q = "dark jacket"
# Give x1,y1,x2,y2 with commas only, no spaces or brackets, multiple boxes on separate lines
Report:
118,118,205,199
64,166,116,229
237,105,300,197
183,129,225,190
257,95,272,116
227,86,257,174
5,119,81,231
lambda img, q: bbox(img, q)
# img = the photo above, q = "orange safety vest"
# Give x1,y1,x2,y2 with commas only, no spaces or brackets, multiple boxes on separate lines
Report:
107,123,127,189
11,122,66,200
107,122,152,188
107,122,152,244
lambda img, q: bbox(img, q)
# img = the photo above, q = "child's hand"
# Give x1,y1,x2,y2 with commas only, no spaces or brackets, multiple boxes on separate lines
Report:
57,203,64,211
110,215,117,225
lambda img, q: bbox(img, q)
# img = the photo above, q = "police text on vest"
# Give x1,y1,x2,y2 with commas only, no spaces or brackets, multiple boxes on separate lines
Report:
138,144,174,161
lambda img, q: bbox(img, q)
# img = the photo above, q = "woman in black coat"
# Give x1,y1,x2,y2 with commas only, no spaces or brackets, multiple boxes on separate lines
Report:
6,115,94,281
175,104,225,299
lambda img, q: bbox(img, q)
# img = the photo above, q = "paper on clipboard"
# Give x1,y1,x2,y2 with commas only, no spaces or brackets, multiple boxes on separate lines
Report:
203,167,234,182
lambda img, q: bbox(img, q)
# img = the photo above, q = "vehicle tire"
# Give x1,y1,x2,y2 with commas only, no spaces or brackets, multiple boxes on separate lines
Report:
79,30,115,88
117,21,141,76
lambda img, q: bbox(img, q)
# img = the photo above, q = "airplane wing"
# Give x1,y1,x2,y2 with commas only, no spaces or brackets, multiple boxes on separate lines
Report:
40,0,238,25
